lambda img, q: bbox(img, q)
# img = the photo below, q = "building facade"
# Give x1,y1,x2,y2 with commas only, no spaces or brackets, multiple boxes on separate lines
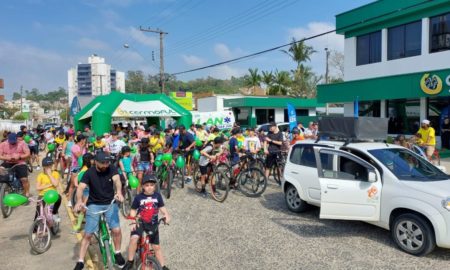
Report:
318,0,450,141
68,55,125,106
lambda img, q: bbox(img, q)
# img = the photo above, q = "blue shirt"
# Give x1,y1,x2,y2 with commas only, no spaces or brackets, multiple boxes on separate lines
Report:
131,192,165,224
119,156,133,173
229,137,239,159
180,132,194,150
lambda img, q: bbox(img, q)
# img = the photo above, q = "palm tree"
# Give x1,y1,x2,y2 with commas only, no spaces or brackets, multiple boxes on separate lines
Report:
244,68,261,95
270,70,291,95
281,38,316,69
261,71,274,94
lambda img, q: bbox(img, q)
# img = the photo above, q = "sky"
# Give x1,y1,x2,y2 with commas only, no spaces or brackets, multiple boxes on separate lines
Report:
0,0,372,98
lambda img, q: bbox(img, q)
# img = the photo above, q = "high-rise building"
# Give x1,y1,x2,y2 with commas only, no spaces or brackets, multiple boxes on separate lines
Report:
68,54,125,106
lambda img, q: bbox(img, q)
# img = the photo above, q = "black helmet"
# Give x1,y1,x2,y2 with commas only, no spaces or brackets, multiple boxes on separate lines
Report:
121,146,131,154
42,157,54,167
142,173,157,184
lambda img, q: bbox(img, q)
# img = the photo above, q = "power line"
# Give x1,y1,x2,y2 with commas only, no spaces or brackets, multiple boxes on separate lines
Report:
171,0,433,76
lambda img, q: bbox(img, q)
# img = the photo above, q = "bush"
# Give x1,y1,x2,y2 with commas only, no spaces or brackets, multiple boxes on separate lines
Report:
13,114,26,121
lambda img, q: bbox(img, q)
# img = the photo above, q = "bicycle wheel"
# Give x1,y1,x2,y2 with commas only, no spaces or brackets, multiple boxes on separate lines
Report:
210,166,230,203
50,220,60,236
137,254,162,270
0,183,13,218
238,167,267,197
121,188,132,218
179,166,185,189
160,167,173,199
103,239,115,270
28,218,52,254
431,150,441,166
192,163,202,192
271,164,281,186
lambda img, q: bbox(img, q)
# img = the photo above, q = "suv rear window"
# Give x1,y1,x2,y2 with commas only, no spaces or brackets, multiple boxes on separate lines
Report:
290,144,332,168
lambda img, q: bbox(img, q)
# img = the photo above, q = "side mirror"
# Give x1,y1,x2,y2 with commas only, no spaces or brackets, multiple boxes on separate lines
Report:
368,171,377,183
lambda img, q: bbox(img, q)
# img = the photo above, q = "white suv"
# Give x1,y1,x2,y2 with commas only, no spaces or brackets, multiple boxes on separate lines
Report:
282,140,450,256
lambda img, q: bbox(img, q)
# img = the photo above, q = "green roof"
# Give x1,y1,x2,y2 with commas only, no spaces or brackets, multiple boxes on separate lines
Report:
224,97,321,108
336,0,450,38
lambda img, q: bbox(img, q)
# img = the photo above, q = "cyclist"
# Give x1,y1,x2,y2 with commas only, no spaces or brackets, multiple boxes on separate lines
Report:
263,123,283,180
243,128,261,155
195,124,208,147
107,131,127,161
417,119,436,161
73,153,94,232
228,128,241,187
207,127,220,142
54,131,66,171
137,137,152,188
150,130,165,158
122,173,171,270
178,125,196,183
93,135,106,153
62,133,75,174
27,130,40,170
67,135,87,207
198,137,224,197
35,157,61,222
119,146,134,190
74,151,125,270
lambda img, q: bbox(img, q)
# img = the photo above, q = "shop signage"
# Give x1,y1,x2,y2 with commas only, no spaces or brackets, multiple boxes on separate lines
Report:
191,111,235,129
113,100,180,117
420,73,443,95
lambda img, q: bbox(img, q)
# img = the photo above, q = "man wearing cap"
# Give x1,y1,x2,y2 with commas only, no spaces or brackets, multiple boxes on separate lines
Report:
417,119,436,160
179,125,196,182
107,131,127,159
74,151,125,270
0,133,31,197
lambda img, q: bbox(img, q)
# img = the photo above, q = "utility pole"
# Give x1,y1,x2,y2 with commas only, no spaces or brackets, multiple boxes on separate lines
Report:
139,26,168,95
20,85,23,113
325,47,330,84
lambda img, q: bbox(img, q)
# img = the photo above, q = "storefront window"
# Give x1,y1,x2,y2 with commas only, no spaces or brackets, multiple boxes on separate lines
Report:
255,109,274,124
430,12,450,53
234,107,250,126
357,31,382,65
388,21,421,60
283,109,308,122
427,96,450,135
358,101,380,117
387,99,420,134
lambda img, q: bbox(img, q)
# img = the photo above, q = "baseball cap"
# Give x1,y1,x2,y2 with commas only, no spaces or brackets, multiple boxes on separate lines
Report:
422,119,430,125
142,173,157,184
8,133,17,144
95,151,112,162
212,127,220,133
42,157,54,166
16,131,24,137
231,128,241,135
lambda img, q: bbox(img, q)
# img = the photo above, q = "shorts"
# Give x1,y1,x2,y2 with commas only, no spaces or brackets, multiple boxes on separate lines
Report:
84,203,120,234
131,222,160,245
29,146,38,155
71,167,81,173
426,145,436,157
230,154,240,167
137,162,150,172
1,163,28,179
265,153,278,169
199,164,212,175
184,149,194,164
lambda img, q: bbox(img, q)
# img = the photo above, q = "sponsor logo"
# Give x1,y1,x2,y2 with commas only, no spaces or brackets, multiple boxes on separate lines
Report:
420,73,443,95
367,186,378,199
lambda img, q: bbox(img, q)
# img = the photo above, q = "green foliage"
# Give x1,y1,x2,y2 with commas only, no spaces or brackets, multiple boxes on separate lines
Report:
13,114,26,120
11,87,67,102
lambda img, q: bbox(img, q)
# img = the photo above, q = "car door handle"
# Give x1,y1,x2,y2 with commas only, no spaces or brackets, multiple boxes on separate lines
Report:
290,171,299,175
327,184,338,189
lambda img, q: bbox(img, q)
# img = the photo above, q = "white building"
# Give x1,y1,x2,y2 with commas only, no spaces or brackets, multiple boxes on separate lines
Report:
196,94,242,112
68,55,125,106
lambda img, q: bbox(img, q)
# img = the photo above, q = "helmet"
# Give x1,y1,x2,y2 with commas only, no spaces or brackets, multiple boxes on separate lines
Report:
121,146,131,154
142,173,157,184
42,157,54,167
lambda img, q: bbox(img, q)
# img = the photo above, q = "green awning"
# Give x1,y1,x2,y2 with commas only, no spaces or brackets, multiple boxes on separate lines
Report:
224,97,321,108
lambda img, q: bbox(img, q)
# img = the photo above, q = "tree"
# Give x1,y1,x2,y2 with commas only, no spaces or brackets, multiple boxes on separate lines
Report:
59,109,68,122
329,50,345,81
244,68,261,94
270,70,291,95
290,66,322,98
281,38,316,70
13,114,26,121
261,71,274,94
12,92,21,100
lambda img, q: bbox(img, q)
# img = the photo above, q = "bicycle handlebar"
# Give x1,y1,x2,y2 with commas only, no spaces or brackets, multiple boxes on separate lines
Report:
82,199,116,215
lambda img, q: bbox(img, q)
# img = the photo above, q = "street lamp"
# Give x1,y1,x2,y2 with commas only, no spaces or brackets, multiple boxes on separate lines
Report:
325,47,330,84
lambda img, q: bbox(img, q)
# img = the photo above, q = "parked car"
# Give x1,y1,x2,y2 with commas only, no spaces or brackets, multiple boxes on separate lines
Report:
282,139,450,256
257,122,290,133
43,123,58,130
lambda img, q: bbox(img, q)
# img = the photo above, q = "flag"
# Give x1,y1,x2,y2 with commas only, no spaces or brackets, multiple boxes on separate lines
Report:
287,103,297,132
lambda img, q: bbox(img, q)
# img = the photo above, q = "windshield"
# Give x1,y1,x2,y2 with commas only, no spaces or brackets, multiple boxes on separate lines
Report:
368,148,449,181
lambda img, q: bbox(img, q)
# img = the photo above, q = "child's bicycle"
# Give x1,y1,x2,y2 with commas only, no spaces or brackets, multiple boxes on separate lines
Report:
133,217,168,270
192,158,230,202
410,144,441,165
83,200,117,270
28,196,60,254
0,164,24,218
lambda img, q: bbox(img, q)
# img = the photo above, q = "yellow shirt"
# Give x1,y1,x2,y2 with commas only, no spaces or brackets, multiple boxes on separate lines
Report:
150,136,164,153
94,140,105,149
418,127,436,146
37,171,60,196
55,137,66,146
237,135,245,143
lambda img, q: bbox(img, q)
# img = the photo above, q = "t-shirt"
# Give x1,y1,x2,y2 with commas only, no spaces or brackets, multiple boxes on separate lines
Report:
244,137,261,152
196,130,208,142
180,132,195,150
229,137,239,159
120,156,133,174
207,133,218,142
36,171,60,196
139,144,151,162
199,145,213,166
150,137,164,153
55,137,66,146
0,140,30,165
131,192,165,225
65,141,74,156
267,131,283,153
108,139,126,155
81,166,119,205
418,127,436,146
71,144,85,168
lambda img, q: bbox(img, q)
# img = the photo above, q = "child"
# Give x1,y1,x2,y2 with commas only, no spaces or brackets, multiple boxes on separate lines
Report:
35,157,61,222
119,146,134,188
123,174,171,270
72,153,94,232
198,137,224,197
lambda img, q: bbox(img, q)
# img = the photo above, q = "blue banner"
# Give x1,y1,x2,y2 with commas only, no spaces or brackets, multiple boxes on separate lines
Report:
287,103,297,132
354,96,359,119
70,97,81,117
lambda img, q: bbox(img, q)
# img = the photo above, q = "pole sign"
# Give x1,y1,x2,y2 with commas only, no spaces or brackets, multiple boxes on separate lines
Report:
287,103,297,132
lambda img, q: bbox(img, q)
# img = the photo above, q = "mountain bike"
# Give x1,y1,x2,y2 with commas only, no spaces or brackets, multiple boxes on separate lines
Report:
83,200,117,270
266,151,287,186
0,164,25,218
134,218,168,270
155,160,173,199
193,159,230,202
28,196,60,254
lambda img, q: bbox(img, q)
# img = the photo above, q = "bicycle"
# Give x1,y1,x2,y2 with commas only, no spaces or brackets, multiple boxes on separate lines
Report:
266,151,287,186
28,196,60,254
192,159,230,202
155,160,173,199
171,150,185,189
121,174,136,218
82,200,117,270
0,164,25,218
410,144,441,166
133,217,168,270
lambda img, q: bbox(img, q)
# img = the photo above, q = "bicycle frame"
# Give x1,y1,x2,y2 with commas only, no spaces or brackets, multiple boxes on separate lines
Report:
97,214,116,266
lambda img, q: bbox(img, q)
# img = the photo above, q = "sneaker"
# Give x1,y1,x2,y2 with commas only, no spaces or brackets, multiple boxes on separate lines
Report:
64,168,69,174
53,214,61,223
162,266,170,270
201,191,208,198
114,253,126,268
185,176,192,183
67,201,72,208
122,261,134,270
36,166,41,171
74,262,84,270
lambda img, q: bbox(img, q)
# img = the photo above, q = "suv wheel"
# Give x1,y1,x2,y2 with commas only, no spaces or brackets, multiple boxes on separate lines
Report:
285,185,307,213
391,213,436,256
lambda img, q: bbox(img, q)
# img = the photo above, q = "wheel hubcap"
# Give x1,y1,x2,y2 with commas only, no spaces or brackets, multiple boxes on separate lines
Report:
396,220,424,251
287,188,300,208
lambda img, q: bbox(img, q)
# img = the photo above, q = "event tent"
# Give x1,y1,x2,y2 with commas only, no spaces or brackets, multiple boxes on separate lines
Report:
74,92,192,135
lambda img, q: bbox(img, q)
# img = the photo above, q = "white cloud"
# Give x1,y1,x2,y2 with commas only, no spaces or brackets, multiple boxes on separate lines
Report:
129,27,159,47
214,43,245,60
181,54,205,67
208,65,246,80
77,37,110,50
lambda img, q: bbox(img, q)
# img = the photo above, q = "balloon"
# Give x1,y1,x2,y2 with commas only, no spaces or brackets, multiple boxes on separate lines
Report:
224,132,230,138
89,137,95,143
155,154,163,162
47,143,55,152
162,153,172,162
77,171,85,183
131,146,137,154
128,174,139,189
192,150,201,161
195,138,203,147
43,190,60,204
78,156,83,167
176,156,185,168
154,160,162,167
24,135,31,143
238,141,243,149
3,193,28,207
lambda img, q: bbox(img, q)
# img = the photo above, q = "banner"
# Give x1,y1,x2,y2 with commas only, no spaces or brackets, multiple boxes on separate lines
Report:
287,103,297,132
112,100,181,117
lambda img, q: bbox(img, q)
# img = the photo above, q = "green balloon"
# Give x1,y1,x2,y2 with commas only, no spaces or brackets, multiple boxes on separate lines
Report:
43,190,59,204
3,193,28,207
154,160,163,167
155,154,163,162
89,137,95,143
224,132,230,138
193,149,201,161
162,153,172,162
176,156,185,168
24,135,31,143
128,174,139,189
131,146,137,154
195,138,203,147
77,171,85,183
78,156,83,167
238,141,243,149
47,143,55,152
